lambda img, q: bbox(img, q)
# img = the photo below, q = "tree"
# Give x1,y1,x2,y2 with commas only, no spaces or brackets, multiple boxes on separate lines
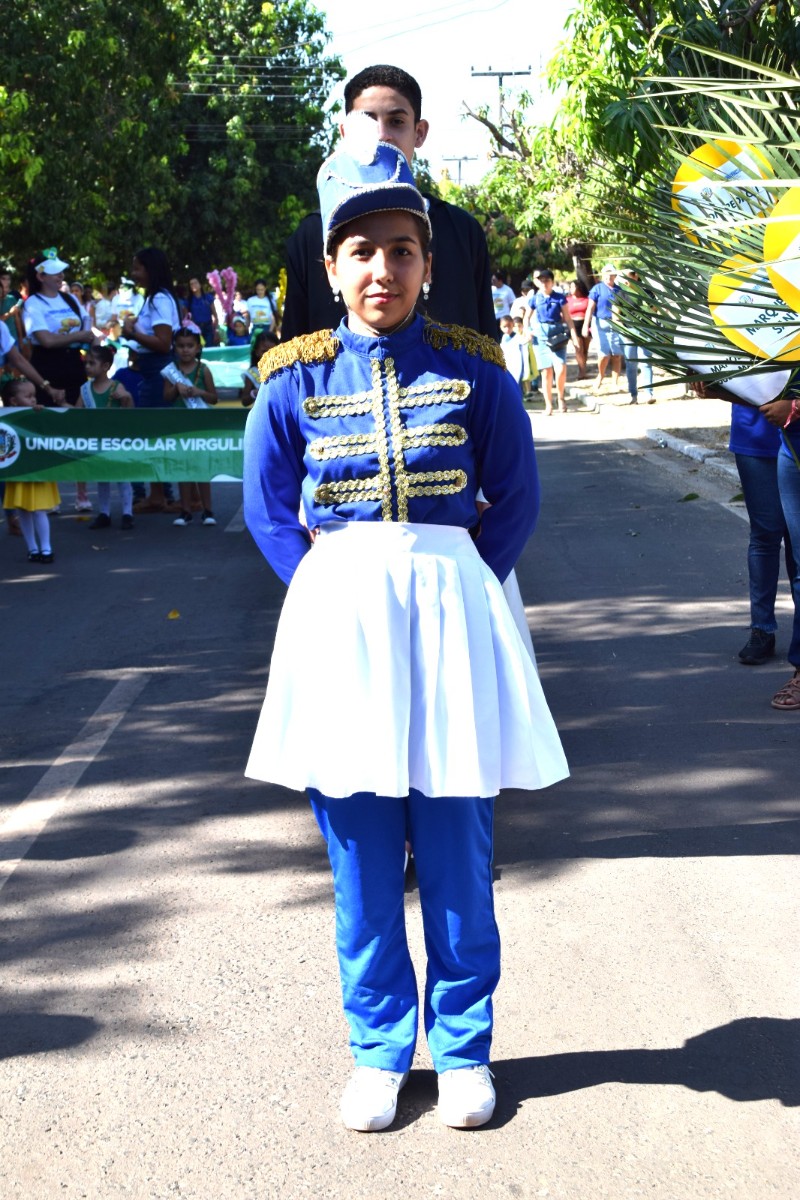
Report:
164,0,344,284
0,1,342,281
0,2,186,271
462,0,800,267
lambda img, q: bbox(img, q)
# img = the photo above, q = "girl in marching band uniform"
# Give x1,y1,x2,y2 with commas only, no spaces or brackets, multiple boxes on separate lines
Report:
244,125,567,1133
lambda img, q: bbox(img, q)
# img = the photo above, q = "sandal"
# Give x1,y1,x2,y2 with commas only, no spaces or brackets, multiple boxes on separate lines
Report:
771,672,800,711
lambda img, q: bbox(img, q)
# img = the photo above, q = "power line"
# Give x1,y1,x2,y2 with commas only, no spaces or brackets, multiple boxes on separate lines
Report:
470,65,531,127
338,0,512,58
443,155,477,185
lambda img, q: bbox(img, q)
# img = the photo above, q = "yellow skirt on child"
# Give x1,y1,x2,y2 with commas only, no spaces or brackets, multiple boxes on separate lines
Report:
3,481,60,511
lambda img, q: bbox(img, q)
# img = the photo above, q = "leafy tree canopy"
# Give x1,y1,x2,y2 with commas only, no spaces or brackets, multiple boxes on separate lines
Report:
0,1,343,286
464,0,800,266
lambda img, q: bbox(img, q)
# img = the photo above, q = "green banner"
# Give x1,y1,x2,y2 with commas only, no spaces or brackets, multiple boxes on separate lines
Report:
0,408,248,482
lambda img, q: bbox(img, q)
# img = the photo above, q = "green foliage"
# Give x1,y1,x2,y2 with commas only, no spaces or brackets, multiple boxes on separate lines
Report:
0,1,186,266
596,47,800,392
412,157,441,201
168,0,344,284
0,0,343,282
551,0,800,175
466,0,800,259
443,177,570,283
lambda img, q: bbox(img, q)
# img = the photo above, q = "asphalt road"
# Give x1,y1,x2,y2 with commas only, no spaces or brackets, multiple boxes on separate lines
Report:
1,417,797,1200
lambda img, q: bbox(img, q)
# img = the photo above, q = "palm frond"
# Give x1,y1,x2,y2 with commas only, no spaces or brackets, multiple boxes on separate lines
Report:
593,46,800,402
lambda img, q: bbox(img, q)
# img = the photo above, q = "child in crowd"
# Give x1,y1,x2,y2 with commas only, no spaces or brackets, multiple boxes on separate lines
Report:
513,316,536,398
0,379,58,563
499,314,526,399
163,326,218,526
226,312,251,347
80,345,135,530
239,330,279,407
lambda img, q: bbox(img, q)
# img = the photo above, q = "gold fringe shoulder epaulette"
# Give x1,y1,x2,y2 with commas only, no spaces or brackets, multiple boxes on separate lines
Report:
422,319,506,370
258,330,341,383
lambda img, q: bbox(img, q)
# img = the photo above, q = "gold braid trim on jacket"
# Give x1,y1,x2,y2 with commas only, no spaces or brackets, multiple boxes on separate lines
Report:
258,330,341,383
422,319,506,369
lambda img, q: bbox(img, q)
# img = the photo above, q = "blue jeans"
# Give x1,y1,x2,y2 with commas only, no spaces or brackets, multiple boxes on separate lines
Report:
623,340,653,399
776,453,800,666
308,788,500,1074
735,453,795,635
134,352,172,407
132,353,174,499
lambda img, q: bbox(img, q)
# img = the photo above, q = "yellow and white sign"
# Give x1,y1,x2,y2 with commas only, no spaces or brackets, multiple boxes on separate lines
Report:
674,307,790,406
763,187,800,314
672,140,773,242
708,254,800,362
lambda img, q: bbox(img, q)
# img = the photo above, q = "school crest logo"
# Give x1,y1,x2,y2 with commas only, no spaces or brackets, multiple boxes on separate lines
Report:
0,423,21,469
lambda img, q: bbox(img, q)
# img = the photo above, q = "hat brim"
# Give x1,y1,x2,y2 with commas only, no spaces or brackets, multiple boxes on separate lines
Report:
325,187,431,252
37,258,70,274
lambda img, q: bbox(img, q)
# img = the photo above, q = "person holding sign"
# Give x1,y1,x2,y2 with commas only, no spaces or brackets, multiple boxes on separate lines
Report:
163,325,218,527
1,378,58,563
123,247,181,514
759,393,800,710
80,346,136,532
22,249,98,405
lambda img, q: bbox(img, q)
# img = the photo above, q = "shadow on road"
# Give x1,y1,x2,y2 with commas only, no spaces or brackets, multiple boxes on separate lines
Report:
490,1017,800,1124
350,1016,799,1132
0,1011,100,1060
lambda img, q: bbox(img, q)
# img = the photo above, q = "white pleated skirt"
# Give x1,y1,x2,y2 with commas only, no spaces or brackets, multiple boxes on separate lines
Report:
246,522,568,799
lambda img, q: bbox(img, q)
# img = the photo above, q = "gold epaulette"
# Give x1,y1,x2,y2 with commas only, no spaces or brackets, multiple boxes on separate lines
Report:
258,330,341,383
422,319,506,370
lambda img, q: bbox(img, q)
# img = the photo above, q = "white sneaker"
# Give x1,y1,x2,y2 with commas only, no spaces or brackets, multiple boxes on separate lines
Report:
340,1066,409,1132
437,1064,495,1128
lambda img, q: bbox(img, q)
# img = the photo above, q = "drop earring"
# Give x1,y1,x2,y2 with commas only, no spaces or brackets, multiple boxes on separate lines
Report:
422,281,431,301
331,286,341,303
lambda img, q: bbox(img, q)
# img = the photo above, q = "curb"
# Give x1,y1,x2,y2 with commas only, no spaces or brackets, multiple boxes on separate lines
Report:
645,428,715,462
646,428,739,480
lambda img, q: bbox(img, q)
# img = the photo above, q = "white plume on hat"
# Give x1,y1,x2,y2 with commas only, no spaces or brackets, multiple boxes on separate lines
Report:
342,111,381,165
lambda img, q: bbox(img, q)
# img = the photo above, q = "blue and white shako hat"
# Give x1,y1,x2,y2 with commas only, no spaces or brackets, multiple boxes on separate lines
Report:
318,112,431,253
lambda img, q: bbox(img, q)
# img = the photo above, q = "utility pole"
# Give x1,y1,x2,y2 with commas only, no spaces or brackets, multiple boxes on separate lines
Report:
471,66,531,129
443,155,477,185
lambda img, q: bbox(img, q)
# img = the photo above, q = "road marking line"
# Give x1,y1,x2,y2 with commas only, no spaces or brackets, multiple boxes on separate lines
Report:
0,672,149,895
225,504,245,533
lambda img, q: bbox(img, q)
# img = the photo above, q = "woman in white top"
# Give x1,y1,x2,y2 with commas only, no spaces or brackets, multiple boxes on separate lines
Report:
245,280,277,333
120,247,181,512
121,247,181,408
22,249,98,404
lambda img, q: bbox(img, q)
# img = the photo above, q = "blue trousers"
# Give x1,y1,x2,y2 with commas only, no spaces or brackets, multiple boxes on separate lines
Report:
777,453,800,667
308,789,500,1074
623,339,653,399
735,452,795,634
